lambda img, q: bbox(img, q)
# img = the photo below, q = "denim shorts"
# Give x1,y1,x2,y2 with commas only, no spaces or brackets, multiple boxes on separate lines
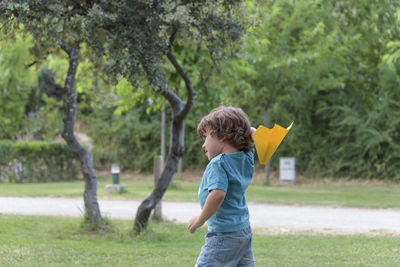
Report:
195,227,255,267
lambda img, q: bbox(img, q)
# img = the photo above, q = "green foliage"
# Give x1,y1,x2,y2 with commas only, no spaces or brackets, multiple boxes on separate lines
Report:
83,1,246,89
2,1,248,176
0,26,72,141
2,0,400,180
20,64,65,140
2,0,89,54
89,104,160,171
215,0,400,180
0,141,80,183
218,0,343,171
85,0,400,180
0,36,74,142
87,41,229,171
323,84,400,179
0,31,36,139
315,0,400,179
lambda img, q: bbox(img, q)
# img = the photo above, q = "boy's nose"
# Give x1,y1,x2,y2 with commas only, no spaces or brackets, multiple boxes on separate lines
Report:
202,143,205,150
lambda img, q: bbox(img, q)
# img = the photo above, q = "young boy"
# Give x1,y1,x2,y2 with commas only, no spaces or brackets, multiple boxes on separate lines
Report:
188,106,256,267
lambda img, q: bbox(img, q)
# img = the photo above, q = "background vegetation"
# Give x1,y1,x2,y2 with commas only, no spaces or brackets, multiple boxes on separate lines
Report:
1,0,400,180
0,141,79,182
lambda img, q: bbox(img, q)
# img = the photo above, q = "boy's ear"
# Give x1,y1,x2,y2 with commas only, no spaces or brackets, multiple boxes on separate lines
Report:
218,135,226,142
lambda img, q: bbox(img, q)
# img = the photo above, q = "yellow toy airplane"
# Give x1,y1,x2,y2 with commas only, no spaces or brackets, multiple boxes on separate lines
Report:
253,122,293,164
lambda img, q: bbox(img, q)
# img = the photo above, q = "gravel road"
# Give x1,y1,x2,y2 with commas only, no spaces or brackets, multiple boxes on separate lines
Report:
1,197,400,235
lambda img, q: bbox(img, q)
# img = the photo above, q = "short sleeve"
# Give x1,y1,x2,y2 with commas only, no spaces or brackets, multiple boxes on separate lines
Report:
206,160,228,192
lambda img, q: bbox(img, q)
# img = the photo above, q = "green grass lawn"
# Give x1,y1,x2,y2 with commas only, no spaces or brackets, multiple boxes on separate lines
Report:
0,215,399,267
1,174,400,209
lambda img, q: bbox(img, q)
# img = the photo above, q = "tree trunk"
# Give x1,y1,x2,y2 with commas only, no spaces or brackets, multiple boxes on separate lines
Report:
61,42,103,225
133,118,184,232
133,33,194,233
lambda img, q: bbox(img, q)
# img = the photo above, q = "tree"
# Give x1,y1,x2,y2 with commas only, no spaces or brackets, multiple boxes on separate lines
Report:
83,1,246,233
1,0,103,224
86,36,234,173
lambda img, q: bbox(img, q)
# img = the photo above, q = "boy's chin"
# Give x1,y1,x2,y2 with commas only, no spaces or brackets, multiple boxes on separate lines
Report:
207,154,217,161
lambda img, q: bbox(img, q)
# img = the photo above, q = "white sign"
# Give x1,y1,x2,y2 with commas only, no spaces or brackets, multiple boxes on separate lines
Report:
279,157,296,184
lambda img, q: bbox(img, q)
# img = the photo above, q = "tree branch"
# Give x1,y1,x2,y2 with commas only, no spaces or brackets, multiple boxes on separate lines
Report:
141,62,183,115
166,38,196,122
159,87,182,115
60,40,71,56
26,61,37,68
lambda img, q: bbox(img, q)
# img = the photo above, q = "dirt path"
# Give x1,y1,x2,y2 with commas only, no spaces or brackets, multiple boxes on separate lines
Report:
1,197,400,235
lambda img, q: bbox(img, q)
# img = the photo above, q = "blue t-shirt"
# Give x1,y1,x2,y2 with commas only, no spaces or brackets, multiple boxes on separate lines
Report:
198,149,255,232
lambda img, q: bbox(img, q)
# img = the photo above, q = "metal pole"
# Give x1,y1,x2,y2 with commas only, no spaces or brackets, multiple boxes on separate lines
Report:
264,108,270,185
177,159,182,179
169,112,174,185
153,155,163,220
177,122,184,179
161,102,166,163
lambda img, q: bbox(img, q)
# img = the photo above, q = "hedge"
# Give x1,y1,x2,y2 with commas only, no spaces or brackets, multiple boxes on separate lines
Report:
0,140,80,183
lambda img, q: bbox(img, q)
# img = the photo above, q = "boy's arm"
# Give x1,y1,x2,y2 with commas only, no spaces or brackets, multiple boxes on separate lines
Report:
188,189,226,234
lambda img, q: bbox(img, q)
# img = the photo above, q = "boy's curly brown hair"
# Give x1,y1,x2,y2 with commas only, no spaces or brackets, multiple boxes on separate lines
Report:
197,106,253,152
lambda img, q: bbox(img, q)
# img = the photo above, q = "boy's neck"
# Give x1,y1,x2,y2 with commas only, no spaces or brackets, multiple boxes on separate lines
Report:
221,143,239,155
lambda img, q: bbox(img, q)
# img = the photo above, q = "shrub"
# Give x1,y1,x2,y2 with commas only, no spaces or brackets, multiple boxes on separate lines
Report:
0,141,80,183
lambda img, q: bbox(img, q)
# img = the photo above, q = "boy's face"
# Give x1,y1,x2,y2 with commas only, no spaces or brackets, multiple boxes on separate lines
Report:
202,129,225,161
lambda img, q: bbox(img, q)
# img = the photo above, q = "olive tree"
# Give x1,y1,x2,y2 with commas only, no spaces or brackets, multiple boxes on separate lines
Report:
1,0,103,225
83,0,246,233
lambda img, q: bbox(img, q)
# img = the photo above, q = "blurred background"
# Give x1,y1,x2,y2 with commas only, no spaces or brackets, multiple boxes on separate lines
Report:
1,0,399,183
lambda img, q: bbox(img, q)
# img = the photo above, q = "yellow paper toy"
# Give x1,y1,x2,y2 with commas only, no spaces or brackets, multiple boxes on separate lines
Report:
253,122,293,164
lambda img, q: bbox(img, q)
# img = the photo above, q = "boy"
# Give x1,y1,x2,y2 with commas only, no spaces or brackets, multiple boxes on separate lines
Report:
188,106,256,267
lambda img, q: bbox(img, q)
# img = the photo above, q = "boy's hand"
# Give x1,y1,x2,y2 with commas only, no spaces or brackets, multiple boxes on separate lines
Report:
251,126,257,136
188,189,226,234
188,216,203,234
